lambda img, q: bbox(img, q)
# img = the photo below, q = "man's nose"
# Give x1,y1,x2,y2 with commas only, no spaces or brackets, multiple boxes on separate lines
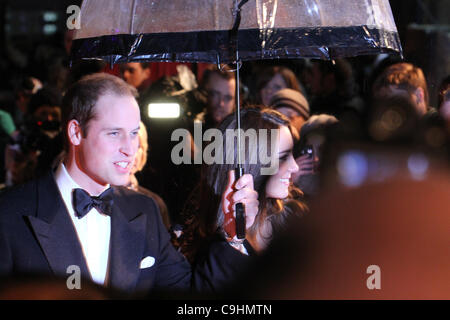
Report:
120,135,136,156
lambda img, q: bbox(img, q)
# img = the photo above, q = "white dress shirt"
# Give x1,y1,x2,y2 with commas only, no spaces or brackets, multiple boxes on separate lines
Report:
55,163,111,286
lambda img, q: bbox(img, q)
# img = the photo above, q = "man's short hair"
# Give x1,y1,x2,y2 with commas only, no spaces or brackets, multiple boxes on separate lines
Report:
61,73,137,150
372,62,429,105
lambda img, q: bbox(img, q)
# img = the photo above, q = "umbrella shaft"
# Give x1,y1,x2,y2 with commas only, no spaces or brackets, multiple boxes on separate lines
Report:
235,50,242,170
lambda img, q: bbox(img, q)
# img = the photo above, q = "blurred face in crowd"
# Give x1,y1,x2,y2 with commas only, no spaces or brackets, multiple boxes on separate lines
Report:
441,100,450,133
265,125,299,199
205,73,236,125
302,62,336,97
260,73,287,106
292,131,325,196
440,100,450,120
302,133,323,173
120,63,151,89
375,85,427,116
33,105,62,123
67,93,141,194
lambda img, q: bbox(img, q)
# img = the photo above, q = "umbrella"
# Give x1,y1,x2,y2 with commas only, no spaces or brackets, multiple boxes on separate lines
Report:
72,0,402,64
71,0,403,239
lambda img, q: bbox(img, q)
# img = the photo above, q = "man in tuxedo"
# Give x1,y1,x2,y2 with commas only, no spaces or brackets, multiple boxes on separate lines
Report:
0,73,259,297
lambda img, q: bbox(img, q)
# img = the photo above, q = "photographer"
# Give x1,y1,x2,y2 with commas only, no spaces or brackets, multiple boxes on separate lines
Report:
4,87,63,186
292,114,338,199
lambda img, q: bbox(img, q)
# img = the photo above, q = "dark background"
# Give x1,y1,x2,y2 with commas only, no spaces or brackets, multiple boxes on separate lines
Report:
0,0,448,106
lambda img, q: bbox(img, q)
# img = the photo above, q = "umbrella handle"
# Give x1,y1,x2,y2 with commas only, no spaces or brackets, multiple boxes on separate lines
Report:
235,167,246,239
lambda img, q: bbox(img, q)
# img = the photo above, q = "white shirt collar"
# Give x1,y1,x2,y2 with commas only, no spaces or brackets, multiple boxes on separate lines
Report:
55,162,110,218
54,163,112,286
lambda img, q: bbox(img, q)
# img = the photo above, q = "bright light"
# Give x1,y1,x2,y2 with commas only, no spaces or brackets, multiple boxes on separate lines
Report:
43,12,58,22
337,151,368,187
148,103,180,118
407,153,429,180
43,24,57,35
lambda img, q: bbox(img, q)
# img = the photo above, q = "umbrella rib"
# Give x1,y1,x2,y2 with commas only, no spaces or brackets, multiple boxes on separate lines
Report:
130,0,138,34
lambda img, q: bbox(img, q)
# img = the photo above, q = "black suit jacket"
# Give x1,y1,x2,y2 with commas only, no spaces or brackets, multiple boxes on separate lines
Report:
0,172,192,295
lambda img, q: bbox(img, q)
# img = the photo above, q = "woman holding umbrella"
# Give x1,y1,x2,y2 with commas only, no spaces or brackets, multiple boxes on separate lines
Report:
174,107,308,291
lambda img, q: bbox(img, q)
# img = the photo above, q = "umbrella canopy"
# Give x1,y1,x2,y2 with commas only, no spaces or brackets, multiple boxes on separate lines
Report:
72,0,402,64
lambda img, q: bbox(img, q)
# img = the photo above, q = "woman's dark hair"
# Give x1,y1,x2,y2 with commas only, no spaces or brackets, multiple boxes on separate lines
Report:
177,107,307,262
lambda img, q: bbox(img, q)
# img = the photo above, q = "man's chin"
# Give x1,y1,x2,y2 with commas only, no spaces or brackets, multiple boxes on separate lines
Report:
109,175,130,187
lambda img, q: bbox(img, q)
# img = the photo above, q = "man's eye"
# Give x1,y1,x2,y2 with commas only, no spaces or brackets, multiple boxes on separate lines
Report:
108,132,119,136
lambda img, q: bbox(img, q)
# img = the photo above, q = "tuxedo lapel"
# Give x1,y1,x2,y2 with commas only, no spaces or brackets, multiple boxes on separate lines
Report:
108,194,147,293
26,173,90,280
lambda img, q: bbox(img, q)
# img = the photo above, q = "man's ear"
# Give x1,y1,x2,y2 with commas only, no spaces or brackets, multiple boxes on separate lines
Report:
67,119,83,146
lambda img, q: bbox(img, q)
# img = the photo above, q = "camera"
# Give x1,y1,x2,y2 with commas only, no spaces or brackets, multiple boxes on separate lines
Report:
16,119,61,155
300,145,314,158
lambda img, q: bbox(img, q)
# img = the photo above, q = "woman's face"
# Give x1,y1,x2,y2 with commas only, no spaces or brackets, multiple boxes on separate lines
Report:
260,73,288,106
265,125,299,199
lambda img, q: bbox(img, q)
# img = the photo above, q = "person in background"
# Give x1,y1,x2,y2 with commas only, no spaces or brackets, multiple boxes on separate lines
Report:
437,75,450,132
292,114,339,198
126,121,171,230
4,87,63,186
0,109,16,186
372,62,432,117
255,65,303,107
269,88,310,135
301,59,364,128
11,76,43,127
194,65,236,131
120,62,153,118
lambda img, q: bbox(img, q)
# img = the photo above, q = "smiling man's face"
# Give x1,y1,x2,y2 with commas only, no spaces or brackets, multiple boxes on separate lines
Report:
72,92,141,192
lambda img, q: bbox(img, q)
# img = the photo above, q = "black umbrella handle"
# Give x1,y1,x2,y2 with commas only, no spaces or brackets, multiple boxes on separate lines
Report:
235,167,246,240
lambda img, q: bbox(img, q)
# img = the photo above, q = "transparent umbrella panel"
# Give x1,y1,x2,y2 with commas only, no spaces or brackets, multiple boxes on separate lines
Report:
72,0,402,64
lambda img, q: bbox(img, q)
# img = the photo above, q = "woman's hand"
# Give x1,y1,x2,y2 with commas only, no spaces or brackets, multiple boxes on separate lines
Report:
222,170,259,239
292,154,315,183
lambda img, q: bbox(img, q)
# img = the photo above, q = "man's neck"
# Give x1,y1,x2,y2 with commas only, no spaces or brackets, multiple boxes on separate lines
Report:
63,157,108,196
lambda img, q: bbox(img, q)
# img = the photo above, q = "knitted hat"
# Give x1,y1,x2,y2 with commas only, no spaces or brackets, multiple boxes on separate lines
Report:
270,88,310,120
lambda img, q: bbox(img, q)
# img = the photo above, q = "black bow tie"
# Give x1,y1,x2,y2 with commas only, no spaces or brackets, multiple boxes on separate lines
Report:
72,188,114,218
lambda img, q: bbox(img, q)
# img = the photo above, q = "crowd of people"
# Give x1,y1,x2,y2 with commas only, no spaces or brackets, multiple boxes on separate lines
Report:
0,33,449,299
